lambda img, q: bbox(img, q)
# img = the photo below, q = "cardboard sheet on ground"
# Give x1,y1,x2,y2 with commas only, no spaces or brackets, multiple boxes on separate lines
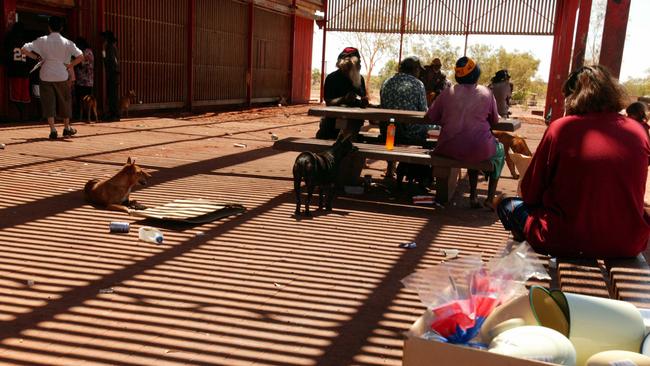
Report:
130,199,245,223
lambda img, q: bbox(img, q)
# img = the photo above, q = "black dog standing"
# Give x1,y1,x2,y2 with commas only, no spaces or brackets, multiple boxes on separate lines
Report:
293,135,357,216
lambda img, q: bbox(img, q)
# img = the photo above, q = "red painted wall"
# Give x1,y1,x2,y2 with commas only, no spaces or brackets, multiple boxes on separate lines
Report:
0,0,17,121
1,0,315,119
291,16,313,104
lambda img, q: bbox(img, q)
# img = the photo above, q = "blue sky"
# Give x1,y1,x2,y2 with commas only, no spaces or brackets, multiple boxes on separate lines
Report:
312,0,649,82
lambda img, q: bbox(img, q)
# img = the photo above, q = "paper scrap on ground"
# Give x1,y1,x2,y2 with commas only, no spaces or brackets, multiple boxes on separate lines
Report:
442,249,459,259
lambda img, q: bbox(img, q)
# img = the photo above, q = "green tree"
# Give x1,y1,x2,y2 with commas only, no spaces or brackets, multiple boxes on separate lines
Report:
341,31,399,96
623,69,650,98
371,59,398,93
311,68,321,86
406,35,460,79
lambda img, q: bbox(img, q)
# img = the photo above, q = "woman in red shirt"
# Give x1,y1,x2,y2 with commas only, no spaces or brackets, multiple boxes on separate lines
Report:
496,65,650,258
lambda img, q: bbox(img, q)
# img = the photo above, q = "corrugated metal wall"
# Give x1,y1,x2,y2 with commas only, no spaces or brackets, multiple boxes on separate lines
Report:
252,7,291,100
193,0,248,105
291,16,314,103
327,0,557,35
105,0,188,108
90,0,308,110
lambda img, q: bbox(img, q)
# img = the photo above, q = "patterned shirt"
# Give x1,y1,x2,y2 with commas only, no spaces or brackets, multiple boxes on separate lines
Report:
380,72,427,111
380,72,430,144
75,48,94,87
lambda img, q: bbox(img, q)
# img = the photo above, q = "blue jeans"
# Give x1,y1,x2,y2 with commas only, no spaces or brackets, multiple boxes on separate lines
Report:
496,197,531,241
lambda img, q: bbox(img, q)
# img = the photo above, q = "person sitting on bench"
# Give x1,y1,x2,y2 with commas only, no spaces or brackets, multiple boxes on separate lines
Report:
380,55,430,177
425,56,505,208
380,55,430,145
496,65,650,258
316,47,369,140
489,69,513,118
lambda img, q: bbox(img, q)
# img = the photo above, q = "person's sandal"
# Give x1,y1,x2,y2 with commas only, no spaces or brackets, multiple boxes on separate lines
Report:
63,127,77,137
49,130,58,140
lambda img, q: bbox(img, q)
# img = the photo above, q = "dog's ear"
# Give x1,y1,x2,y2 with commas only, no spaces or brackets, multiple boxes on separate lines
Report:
126,157,132,165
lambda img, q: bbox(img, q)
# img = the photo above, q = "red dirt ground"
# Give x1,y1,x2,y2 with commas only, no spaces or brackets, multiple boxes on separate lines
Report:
0,105,614,365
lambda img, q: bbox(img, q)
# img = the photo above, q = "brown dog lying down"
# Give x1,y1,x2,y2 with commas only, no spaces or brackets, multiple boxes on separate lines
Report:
492,130,533,179
84,157,151,213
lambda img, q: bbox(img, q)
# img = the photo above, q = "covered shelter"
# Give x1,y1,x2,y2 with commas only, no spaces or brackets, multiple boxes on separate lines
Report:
318,0,632,122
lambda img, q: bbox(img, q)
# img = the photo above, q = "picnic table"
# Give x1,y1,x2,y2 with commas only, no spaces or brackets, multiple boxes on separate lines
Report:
307,106,521,136
273,106,521,203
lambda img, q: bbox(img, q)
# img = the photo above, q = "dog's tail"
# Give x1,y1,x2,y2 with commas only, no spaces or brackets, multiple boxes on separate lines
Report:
84,179,99,201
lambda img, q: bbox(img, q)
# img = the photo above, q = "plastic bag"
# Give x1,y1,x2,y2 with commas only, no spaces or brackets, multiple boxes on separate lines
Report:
401,241,550,344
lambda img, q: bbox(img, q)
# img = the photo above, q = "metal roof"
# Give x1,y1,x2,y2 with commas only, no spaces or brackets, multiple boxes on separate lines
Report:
327,0,558,35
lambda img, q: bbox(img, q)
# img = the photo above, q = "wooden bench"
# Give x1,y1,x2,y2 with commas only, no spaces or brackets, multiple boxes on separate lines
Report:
531,254,650,309
273,137,493,203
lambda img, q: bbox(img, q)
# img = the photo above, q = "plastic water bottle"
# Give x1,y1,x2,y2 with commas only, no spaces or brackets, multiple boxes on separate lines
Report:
139,226,164,244
385,118,396,150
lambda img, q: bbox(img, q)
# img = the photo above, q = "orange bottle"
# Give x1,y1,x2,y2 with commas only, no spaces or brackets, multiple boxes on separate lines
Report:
385,118,396,150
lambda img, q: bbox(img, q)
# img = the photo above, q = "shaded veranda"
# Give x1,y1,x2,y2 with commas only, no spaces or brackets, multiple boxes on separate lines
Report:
0,105,551,365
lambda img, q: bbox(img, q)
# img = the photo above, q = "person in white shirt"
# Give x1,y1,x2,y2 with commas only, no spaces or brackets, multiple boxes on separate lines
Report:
21,16,84,139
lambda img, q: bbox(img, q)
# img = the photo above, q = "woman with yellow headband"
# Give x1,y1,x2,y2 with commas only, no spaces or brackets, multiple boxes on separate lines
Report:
425,56,505,208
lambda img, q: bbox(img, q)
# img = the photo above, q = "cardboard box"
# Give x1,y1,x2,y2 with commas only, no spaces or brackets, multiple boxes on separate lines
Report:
403,312,554,366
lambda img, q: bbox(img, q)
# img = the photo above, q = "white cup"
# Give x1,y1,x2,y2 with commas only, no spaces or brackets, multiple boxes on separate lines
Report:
530,286,645,366
489,325,576,366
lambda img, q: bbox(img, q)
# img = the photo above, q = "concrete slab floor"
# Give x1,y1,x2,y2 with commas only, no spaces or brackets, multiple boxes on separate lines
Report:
0,105,609,365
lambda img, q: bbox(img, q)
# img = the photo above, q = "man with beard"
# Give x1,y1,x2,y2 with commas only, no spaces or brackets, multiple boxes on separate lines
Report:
421,58,451,105
316,47,369,139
